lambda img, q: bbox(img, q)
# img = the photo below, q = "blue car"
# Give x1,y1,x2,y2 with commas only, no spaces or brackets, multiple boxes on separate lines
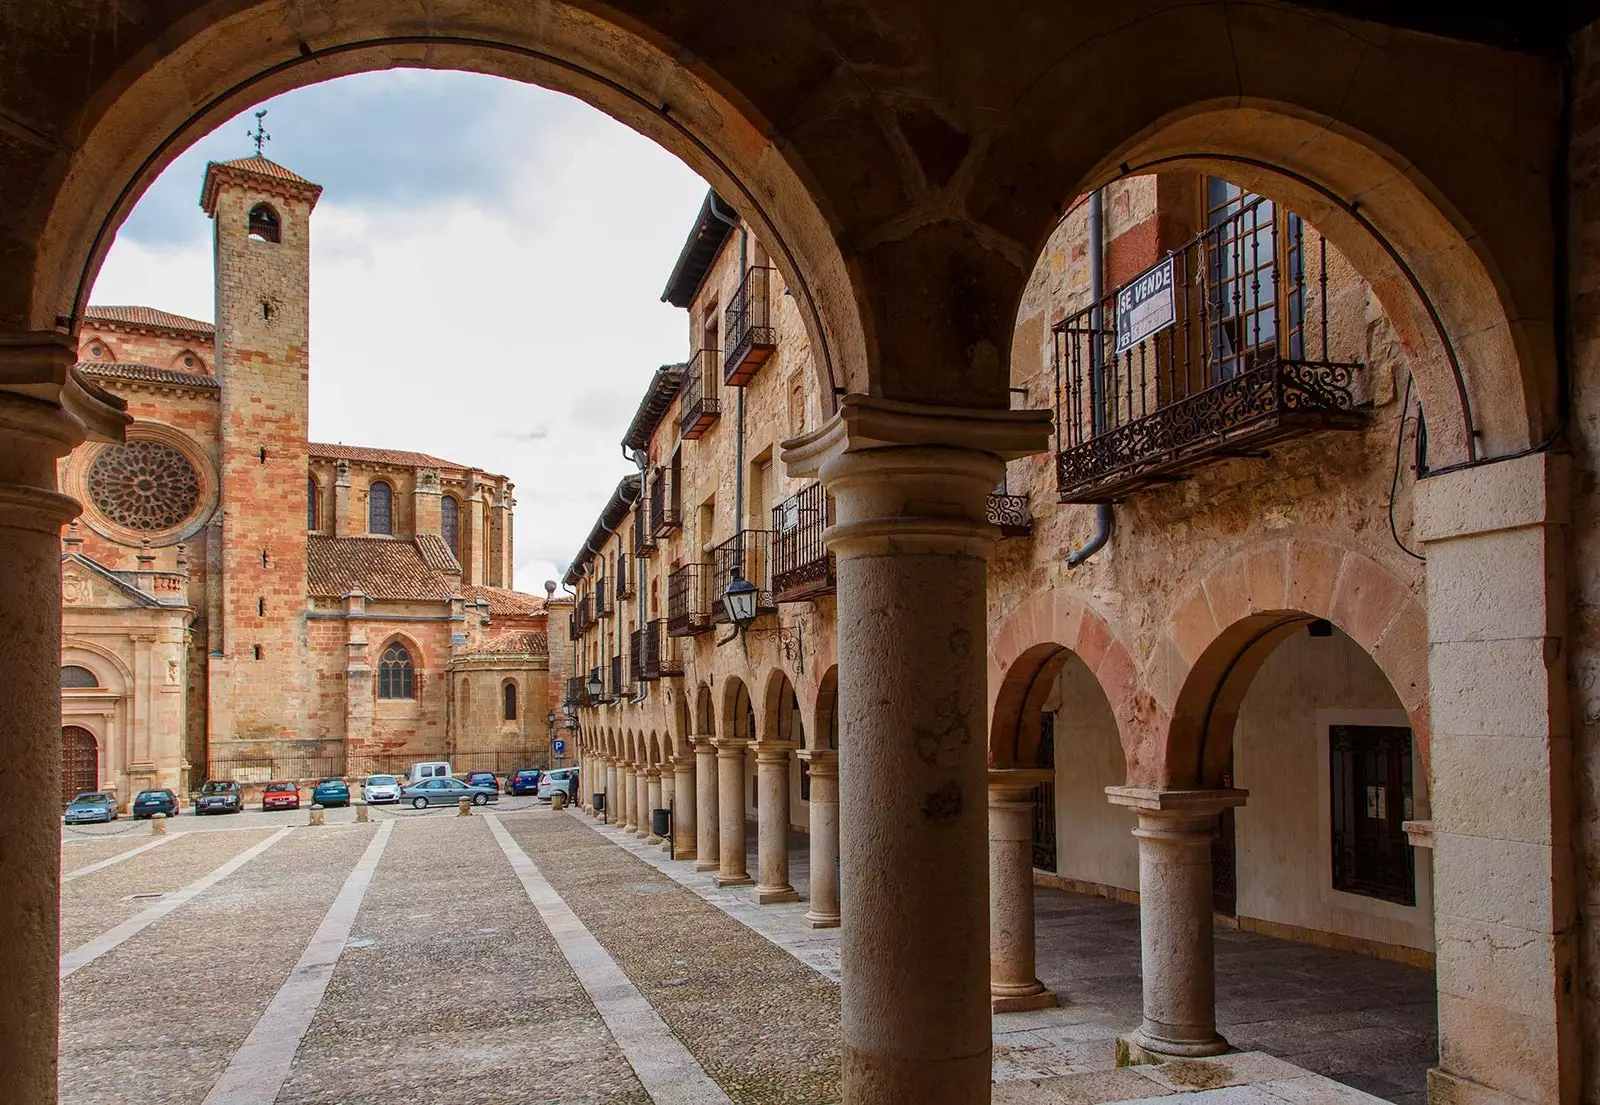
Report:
311,778,350,807
132,789,179,819
507,768,542,796
64,792,118,824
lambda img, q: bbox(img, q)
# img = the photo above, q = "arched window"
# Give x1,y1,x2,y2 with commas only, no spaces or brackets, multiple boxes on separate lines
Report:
503,681,518,721
441,495,459,556
306,476,320,531
60,665,99,689
369,481,392,535
377,641,414,699
248,203,281,243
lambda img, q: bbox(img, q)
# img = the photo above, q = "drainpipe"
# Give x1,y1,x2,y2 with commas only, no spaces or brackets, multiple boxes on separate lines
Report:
629,450,649,704
1068,187,1114,568
707,195,748,567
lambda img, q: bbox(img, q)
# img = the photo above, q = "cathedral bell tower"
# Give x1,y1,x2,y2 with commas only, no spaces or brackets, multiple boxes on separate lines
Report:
200,156,322,753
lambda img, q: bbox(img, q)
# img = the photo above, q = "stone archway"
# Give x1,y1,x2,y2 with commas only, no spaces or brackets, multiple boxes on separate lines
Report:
61,727,99,808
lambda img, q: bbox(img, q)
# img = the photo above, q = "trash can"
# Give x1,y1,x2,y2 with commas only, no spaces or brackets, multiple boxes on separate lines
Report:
651,808,670,838
593,792,606,813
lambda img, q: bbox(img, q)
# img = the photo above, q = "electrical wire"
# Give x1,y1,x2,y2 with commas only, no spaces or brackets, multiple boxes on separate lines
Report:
1389,373,1425,561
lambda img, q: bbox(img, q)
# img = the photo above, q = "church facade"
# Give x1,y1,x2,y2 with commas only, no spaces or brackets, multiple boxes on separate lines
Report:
57,156,568,805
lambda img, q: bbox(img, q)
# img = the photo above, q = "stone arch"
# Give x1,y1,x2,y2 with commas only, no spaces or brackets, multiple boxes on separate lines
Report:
169,348,207,374
649,731,662,765
761,668,804,746
721,676,755,742
1160,538,1429,789
695,683,716,738
60,640,133,695
374,633,423,700
673,692,691,752
811,665,838,751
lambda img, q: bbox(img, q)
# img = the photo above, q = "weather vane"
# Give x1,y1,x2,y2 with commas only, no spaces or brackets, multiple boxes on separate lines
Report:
247,110,270,156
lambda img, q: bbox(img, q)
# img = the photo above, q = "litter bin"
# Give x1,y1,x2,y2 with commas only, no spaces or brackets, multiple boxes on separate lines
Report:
593,792,606,813
651,808,670,838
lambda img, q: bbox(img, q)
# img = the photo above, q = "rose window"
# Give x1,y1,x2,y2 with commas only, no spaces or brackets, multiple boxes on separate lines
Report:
87,441,201,532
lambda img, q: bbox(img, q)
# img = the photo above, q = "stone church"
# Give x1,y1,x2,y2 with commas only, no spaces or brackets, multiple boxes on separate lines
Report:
57,155,567,804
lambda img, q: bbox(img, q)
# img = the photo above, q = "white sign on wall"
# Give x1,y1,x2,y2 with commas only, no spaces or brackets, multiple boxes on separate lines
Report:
1114,255,1176,355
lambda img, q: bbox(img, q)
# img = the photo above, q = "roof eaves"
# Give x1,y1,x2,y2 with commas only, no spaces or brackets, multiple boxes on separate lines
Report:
621,364,686,453
562,475,642,585
660,190,736,308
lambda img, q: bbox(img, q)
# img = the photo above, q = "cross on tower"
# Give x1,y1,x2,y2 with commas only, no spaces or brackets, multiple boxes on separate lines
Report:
247,110,270,156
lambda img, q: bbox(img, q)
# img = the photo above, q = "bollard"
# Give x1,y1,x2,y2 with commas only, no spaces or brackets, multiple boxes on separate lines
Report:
457,796,472,817
354,800,369,824
150,812,166,836
309,804,325,827
550,790,566,811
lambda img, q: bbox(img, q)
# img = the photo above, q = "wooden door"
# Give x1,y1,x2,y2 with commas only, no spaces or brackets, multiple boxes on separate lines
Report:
61,726,99,808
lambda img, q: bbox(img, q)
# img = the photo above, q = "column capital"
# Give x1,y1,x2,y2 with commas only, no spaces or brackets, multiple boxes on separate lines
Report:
798,747,837,774
671,753,696,770
1107,787,1247,833
781,395,1051,475
750,739,798,761
645,766,662,781
712,737,749,757
989,768,1053,802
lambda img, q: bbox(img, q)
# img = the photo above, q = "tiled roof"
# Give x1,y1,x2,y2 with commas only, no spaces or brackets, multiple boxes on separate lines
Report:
77,361,220,391
214,156,316,185
84,306,215,336
201,156,324,215
564,475,642,585
473,629,549,656
414,532,461,573
463,586,547,617
308,442,482,473
662,190,737,308
622,364,685,452
306,536,453,602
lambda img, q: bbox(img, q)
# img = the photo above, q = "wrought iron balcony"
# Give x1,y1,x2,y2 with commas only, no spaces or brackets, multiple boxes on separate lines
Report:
568,613,580,642
564,675,587,709
630,628,647,683
609,654,624,701
1053,194,1366,504
634,501,656,557
635,622,663,682
724,266,777,386
572,601,595,636
986,492,1033,538
667,563,714,637
679,348,721,439
650,470,681,537
617,564,636,601
711,529,775,624
772,482,834,602
593,579,611,619
652,618,684,676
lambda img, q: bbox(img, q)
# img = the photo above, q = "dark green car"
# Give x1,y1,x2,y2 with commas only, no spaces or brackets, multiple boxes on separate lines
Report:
311,778,350,807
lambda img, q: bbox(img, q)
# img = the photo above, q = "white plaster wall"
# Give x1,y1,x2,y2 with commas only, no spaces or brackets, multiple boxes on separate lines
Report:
1052,654,1140,892
1233,629,1433,952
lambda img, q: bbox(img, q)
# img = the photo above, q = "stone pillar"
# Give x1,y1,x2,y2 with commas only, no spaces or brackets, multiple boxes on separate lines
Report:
752,740,799,903
672,752,697,859
605,758,619,825
1107,787,1246,1059
799,749,840,928
713,738,752,886
635,765,652,839
694,736,719,872
780,396,1050,1104
621,764,637,833
1416,453,1578,1104
645,768,664,844
989,769,1058,1012
0,336,129,1105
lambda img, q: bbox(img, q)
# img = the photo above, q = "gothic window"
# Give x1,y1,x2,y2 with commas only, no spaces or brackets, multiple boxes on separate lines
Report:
377,641,415,699
1330,724,1415,905
60,665,99,689
87,440,201,533
441,495,459,556
369,481,393,535
503,681,518,721
248,203,281,243
306,477,319,532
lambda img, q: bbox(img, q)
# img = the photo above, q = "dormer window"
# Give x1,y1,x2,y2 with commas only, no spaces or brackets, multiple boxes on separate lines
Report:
248,203,281,243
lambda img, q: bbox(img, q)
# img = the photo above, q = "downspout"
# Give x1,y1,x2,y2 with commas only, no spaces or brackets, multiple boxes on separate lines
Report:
707,195,749,575
1068,187,1114,568
629,452,649,704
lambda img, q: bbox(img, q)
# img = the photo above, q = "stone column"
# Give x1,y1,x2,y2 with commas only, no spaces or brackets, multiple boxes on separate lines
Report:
713,737,752,886
694,736,719,872
989,769,1058,1012
635,765,652,840
672,752,697,859
0,336,129,1105
1416,453,1578,1104
605,758,619,825
752,740,799,903
799,749,840,928
645,768,664,844
781,396,1050,1104
621,763,638,833
1107,787,1246,1059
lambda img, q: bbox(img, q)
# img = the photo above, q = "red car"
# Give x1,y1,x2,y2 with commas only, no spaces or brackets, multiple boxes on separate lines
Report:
261,781,300,811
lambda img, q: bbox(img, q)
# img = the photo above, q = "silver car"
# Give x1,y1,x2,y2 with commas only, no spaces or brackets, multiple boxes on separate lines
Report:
360,774,401,804
399,777,498,809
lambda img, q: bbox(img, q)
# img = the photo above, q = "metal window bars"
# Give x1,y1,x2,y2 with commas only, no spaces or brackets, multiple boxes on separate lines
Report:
771,482,835,602
667,563,714,636
679,348,721,439
723,266,778,386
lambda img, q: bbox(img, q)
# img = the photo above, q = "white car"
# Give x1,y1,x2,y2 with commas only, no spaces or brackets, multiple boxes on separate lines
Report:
538,768,578,801
361,774,402,804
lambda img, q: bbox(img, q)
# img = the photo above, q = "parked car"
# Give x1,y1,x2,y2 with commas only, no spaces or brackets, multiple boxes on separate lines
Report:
261,781,300,812
506,768,542,796
465,771,501,793
407,761,452,784
64,792,118,824
132,789,178,819
311,778,350,807
400,777,498,809
194,779,243,815
538,768,578,802
360,774,401,804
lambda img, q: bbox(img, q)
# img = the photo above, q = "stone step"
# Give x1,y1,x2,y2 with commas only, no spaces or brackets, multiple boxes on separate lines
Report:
993,1051,1390,1103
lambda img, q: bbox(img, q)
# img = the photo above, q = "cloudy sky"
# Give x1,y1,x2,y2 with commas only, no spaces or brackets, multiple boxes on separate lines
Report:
92,70,709,591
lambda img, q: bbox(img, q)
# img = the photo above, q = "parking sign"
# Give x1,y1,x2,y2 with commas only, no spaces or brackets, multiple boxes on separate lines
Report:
552,739,566,755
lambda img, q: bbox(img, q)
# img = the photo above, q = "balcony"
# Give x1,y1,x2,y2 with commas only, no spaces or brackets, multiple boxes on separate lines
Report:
772,483,834,603
634,622,665,682
568,613,580,641
650,470,681,538
1053,195,1366,504
986,491,1033,538
588,665,614,705
667,563,714,636
609,654,625,701
679,348,721,439
652,618,684,676
723,266,777,386
634,501,656,557
711,530,775,624
564,675,587,709
571,601,594,637
630,628,647,683
593,578,611,620
617,564,636,601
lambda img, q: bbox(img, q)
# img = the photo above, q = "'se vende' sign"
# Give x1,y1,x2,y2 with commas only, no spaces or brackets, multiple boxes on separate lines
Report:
1114,256,1176,355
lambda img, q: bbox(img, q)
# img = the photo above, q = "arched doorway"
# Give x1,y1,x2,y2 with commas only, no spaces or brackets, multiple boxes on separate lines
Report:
61,727,99,808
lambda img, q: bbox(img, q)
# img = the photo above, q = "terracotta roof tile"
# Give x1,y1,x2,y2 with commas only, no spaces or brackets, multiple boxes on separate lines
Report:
308,442,485,473
306,536,452,602
200,156,324,215
462,586,547,617
414,532,461,573
84,306,215,336
214,156,316,185
77,361,220,391
473,629,549,656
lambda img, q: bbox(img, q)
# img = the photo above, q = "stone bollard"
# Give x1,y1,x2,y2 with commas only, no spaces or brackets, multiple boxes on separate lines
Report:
309,804,325,827
354,800,369,824
550,791,566,811
457,796,473,817
150,813,166,836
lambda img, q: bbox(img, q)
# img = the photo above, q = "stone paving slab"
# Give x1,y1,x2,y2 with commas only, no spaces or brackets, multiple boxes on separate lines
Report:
993,1052,1390,1104
62,831,166,874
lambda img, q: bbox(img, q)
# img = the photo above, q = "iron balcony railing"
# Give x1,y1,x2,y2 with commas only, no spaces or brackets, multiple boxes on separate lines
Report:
564,675,587,709
594,578,611,619
650,470,681,537
772,482,834,602
636,622,662,682
1053,194,1366,503
711,529,776,624
609,654,624,700
679,348,721,439
986,491,1033,538
724,266,777,386
617,559,635,600
651,618,684,676
572,600,594,636
568,613,580,641
634,501,656,557
667,563,714,636
630,628,647,683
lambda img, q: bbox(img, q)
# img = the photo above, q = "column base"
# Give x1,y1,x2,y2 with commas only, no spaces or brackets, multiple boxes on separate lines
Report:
714,873,753,887
1116,1030,1232,1066
991,985,1060,1014
645,834,662,844
695,858,719,872
804,911,841,929
753,885,799,905
1426,1069,1529,1104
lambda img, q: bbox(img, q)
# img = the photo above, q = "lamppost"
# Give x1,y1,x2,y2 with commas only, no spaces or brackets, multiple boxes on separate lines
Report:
722,569,760,629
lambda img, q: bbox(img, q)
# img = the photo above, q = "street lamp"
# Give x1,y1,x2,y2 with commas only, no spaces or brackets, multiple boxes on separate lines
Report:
722,570,759,628
586,669,604,700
